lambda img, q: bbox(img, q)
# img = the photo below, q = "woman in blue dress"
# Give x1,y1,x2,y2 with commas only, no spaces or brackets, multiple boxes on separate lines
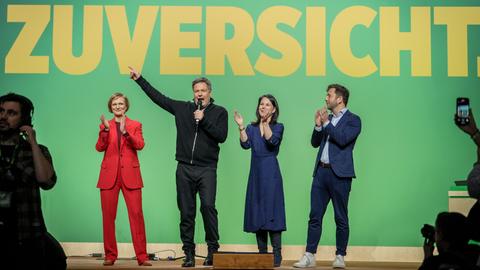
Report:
234,94,286,267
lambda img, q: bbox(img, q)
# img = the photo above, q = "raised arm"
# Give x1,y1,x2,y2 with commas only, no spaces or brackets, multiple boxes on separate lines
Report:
96,115,110,152
19,125,56,189
129,66,181,115
234,111,250,149
311,109,326,148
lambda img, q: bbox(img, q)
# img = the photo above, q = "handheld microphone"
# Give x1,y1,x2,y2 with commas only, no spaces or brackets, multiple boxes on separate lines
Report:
195,99,203,124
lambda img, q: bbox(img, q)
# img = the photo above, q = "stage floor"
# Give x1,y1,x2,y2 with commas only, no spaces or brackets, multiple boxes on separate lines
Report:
67,257,421,270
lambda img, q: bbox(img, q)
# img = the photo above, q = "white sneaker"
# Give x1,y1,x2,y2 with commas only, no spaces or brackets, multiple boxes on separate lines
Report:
332,255,346,268
293,252,316,268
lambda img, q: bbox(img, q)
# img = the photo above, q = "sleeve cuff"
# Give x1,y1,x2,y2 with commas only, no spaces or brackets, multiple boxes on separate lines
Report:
136,76,147,87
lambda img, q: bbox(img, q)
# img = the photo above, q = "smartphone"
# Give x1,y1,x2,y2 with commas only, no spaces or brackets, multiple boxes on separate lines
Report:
456,97,470,126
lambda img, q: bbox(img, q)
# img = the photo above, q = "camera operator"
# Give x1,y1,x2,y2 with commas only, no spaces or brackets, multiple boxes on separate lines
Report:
0,93,65,270
419,212,479,270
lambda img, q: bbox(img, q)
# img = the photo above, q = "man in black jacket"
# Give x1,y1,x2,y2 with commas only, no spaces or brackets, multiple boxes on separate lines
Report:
129,67,228,267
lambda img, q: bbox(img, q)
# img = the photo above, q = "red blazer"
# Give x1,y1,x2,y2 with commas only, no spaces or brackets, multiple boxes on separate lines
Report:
96,117,145,189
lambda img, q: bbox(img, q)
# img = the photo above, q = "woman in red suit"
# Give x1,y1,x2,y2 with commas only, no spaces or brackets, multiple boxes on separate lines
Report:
95,93,151,266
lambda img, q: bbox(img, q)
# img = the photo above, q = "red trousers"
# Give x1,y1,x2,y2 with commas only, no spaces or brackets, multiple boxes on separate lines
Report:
100,175,148,263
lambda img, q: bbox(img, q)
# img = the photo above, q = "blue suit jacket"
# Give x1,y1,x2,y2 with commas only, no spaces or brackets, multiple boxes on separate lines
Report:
311,110,361,178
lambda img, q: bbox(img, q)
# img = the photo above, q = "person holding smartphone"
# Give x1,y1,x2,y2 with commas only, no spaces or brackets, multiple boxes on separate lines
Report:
455,103,480,199
455,102,480,246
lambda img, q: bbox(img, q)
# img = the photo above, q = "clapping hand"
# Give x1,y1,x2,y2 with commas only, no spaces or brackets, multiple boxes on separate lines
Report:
120,116,126,135
261,112,272,124
315,107,328,126
234,111,244,128
100,114,110,130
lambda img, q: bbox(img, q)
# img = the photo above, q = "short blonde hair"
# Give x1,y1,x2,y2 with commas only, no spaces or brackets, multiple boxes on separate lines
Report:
107,92,129,113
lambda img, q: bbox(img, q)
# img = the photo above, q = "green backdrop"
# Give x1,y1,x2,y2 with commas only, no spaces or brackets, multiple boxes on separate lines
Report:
1,0,479,248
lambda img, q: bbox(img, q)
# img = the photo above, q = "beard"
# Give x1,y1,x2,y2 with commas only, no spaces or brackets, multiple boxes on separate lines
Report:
326,101,338,111
0,126,20,141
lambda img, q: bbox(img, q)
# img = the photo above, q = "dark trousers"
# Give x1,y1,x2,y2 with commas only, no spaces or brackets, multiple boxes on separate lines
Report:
176,162,219,253
256,230,282,253
306,166,352,256
467,200,480,241
0,233,66,270
256,230,282,266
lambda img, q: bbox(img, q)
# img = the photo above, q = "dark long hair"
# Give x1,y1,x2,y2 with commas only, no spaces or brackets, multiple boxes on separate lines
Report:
252,94,279,125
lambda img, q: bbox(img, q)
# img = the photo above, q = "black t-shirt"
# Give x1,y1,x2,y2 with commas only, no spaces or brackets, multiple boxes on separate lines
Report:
0,145,17,191
0,145,17,237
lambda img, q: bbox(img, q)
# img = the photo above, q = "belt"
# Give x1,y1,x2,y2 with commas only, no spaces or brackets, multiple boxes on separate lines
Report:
319,162,331,168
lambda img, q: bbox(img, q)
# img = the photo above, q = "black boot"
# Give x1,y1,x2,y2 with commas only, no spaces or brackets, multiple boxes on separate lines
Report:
256,231,268,253
182,250,195,267
203,248,217,266
270,231,282,267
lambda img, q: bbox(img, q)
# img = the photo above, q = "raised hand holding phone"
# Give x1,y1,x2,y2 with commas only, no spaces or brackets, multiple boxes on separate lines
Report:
456,97,470,126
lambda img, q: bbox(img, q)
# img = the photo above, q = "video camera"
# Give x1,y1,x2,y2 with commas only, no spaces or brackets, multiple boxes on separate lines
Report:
421,224,435,242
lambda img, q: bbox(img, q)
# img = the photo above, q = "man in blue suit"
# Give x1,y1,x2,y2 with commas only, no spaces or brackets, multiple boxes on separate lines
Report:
294,84,361,269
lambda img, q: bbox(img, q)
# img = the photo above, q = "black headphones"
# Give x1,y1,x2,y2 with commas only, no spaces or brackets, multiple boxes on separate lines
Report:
16,95,34,127
21,101,34,127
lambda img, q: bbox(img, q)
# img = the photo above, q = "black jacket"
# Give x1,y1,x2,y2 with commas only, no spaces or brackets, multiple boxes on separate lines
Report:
136,76,228,168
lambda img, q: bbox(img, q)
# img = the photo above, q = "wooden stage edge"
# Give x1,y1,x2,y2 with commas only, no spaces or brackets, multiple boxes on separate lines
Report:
67,257,421,270
61,243,424,263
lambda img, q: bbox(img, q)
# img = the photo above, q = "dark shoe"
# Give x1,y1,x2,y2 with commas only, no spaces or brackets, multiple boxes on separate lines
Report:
182,259,195,267
203,256,213,266
203,250,216,266
138,261,152,266
182,251,195,267
103,259,115,266
273,251,282,267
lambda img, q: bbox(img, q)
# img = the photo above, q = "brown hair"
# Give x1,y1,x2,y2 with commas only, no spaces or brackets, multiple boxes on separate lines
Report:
107,92,129,113
192,77,212,91
327,84,350,106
